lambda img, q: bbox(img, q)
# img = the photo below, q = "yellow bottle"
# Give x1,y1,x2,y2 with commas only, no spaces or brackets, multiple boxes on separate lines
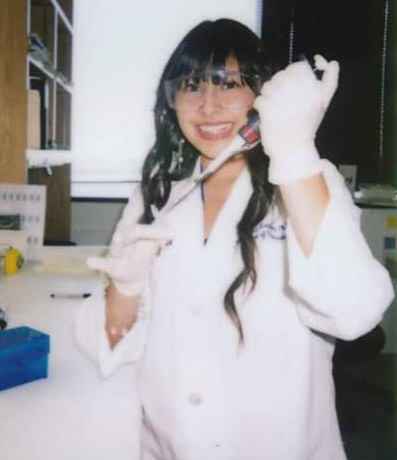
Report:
4,247,24,275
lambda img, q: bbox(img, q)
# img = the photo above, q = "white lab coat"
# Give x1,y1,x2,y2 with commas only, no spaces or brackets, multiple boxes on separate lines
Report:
76,159,394,460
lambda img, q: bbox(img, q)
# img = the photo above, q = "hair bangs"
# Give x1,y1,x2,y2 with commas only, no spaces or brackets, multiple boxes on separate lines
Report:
164,20,270,89
171,28,232,79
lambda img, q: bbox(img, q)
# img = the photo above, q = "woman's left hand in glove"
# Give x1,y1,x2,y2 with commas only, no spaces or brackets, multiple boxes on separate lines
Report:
87,220,172,297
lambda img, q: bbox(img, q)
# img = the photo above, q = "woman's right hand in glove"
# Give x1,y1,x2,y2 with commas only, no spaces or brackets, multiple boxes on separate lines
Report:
87,220,172,297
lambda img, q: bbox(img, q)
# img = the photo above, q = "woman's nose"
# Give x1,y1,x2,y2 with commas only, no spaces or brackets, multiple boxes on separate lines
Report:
199,86,222,115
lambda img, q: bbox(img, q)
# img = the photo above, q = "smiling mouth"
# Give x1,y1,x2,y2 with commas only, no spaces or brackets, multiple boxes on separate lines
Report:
196,122,234,140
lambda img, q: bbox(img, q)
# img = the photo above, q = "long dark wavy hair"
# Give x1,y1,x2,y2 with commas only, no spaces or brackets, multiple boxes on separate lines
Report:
139,19,275,343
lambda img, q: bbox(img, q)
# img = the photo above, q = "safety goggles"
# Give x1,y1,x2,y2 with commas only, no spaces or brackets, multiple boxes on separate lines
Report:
164,70,262,112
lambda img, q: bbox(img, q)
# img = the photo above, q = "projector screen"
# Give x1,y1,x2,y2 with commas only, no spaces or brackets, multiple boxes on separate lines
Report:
71,0,262,198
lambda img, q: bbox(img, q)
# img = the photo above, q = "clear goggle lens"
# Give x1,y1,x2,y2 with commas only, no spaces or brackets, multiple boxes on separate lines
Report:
164,70,261,111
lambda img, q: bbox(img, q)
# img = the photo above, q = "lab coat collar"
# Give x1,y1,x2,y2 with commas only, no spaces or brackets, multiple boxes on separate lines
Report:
162,157,257,305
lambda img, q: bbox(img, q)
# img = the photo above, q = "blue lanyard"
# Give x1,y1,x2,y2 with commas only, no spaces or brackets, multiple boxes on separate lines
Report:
200,162,207,244
199,162,205,203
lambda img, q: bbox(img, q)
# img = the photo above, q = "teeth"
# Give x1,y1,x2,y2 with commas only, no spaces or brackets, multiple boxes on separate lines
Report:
198,123,232,134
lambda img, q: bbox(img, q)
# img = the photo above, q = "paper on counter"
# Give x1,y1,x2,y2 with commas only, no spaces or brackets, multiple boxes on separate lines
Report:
33,246,107,275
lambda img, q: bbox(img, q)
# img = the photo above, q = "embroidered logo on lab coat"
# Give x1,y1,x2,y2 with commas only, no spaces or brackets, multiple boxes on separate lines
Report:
253,221,286,240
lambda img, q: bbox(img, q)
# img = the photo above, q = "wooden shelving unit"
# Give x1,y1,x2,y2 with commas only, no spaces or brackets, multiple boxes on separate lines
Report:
0,0,74,241
27,0,73,151
27,0,74,243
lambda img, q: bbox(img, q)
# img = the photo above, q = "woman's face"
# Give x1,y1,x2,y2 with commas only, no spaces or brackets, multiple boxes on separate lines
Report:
173,60,256,160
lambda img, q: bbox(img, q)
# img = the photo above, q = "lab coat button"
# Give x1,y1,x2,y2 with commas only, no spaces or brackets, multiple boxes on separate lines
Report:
191,305,201,317
189,393,202,406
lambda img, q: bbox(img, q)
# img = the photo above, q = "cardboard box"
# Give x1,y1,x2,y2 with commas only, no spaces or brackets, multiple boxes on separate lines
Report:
27,89,41,149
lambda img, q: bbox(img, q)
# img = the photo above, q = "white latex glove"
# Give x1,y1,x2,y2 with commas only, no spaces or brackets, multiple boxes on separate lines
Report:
87,219,172,297
253,55,340,184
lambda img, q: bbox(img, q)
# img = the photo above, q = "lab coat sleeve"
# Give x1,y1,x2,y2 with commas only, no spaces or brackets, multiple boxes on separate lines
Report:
75,185,150,378
286,159,395,340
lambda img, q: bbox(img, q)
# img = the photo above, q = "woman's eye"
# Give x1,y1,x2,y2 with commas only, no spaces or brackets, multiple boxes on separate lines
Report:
182,81,200,92
222,80,242,90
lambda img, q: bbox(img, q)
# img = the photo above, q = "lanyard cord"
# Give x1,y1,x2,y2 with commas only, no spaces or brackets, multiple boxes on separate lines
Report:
199,161,205,203
200,162,207,245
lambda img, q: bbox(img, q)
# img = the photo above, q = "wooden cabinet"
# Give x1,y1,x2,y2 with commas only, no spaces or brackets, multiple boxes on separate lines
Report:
0,0,27,183
27,0,73,150
26,0,73,243
0,0,73,242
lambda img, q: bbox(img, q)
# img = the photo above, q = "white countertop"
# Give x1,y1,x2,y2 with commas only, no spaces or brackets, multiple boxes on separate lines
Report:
0,247,141,460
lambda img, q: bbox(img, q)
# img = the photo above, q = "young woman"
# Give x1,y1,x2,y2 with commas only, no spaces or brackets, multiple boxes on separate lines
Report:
76,19,393,460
